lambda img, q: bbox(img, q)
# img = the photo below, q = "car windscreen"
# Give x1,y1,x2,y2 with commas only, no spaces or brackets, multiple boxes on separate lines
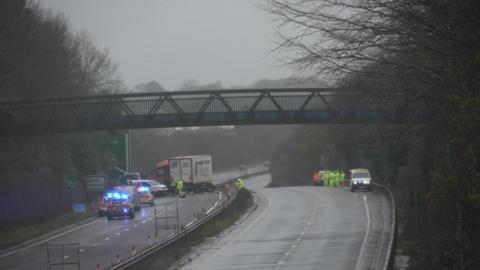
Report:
353,172,370,178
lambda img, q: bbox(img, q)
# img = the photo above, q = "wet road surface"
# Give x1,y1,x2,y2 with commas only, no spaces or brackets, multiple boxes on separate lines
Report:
183,174,392,270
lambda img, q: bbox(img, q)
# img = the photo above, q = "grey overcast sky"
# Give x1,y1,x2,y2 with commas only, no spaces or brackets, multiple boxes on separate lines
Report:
37,0,294,90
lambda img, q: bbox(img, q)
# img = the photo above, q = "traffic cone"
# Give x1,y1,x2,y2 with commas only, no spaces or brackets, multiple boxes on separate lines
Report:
131,244,136,256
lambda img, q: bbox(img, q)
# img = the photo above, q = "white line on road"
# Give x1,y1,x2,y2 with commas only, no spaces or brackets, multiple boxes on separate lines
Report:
92,243,98,246
115,232,120,236
124,228,129,231
354,193,372,270
0,218,102,258
104,237,110,241
63,255,69,259
79,248,84,252
194,190,273,269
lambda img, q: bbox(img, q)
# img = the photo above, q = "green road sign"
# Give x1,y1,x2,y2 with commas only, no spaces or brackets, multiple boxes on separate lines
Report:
65,175,77,191
111,132,127,171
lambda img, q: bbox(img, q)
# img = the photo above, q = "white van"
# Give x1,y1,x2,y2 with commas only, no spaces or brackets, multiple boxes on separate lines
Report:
350,168,372,192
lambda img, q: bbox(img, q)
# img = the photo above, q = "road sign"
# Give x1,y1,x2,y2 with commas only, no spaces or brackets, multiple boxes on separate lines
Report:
65,175,77,191
84,175,107,192
111,132,127,171
72,203,86,213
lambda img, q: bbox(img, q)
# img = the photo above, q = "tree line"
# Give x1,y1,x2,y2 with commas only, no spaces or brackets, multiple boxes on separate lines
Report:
267,0,480,269
0,1,123,225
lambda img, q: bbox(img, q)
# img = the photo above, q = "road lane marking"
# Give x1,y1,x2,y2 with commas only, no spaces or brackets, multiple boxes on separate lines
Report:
194,189,273,269
64,255,69,259
0,218,102,258
115,232,120,236
354,194,372,270
133,224,138,227
104,237,110,241
92,243,98,246
79,248,84,252
124,228,129,231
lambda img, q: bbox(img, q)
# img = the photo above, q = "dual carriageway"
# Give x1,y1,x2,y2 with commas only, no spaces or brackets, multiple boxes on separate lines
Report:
0,165,393,270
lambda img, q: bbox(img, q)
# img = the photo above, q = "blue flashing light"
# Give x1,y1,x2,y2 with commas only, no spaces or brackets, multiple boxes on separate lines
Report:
138,186,149,192
123,208,128,213
106,191,129,200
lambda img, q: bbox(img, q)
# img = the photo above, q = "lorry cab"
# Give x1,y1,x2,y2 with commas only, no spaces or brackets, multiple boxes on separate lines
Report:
350,168,372,192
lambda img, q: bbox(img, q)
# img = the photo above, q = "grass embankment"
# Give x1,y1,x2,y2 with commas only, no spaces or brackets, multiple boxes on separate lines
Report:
128,189,253,270
0,211,95,250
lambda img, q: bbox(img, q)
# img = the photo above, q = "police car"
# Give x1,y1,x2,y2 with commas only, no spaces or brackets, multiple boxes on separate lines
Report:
128,181,155,206
105,186,141,220
350,168,372,192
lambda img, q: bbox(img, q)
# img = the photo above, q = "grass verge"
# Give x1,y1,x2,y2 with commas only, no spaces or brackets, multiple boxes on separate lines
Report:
127,189,254,270
0,211,95,250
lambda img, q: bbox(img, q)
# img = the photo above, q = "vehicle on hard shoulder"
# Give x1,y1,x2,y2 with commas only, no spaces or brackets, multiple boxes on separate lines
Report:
350,168,372,192
105,186,141,220
155,155,214,193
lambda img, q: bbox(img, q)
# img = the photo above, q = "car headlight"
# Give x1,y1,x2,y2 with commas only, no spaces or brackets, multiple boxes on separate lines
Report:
364,180,370,184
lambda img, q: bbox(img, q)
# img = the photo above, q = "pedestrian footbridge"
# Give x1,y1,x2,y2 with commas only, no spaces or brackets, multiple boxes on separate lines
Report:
0,88,432,136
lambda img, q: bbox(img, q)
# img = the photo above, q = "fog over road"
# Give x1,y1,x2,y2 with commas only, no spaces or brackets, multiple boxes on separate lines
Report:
183,174,392,270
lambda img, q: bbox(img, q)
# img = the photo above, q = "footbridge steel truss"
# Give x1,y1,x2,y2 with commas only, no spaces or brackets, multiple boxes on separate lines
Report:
0,88,431,136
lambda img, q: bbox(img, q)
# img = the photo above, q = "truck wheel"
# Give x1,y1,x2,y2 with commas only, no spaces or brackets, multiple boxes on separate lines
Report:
206,183,215,192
